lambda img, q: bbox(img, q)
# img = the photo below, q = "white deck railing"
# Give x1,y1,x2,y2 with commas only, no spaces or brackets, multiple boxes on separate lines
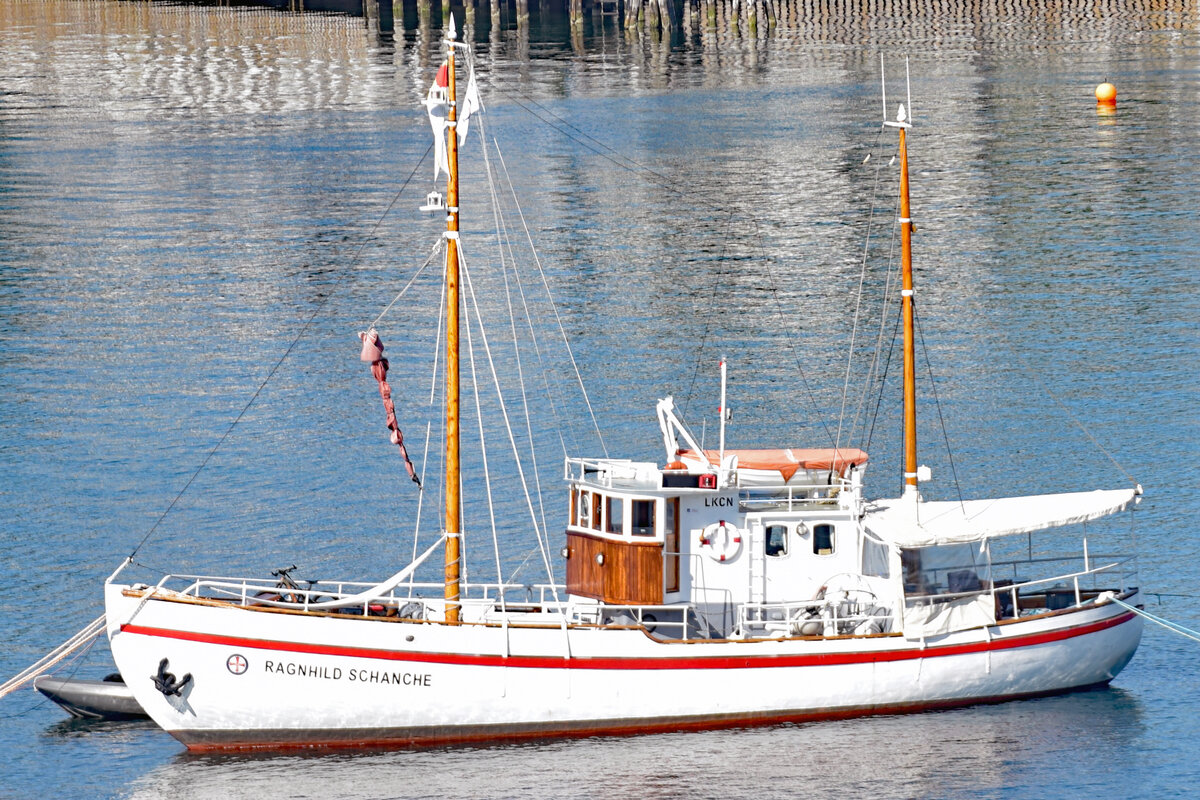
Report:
136,573,568,620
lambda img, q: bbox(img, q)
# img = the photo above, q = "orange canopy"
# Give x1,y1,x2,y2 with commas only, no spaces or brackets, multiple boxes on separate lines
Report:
677,448,869,481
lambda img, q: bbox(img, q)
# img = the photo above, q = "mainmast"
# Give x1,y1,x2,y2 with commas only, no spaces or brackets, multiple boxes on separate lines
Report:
885,89,918,498
443,17,462,623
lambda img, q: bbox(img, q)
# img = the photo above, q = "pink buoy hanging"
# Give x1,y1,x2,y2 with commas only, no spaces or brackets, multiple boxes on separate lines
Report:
359,328,421,488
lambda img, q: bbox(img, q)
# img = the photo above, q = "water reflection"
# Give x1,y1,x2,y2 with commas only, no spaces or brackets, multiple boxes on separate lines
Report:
0,0,1194,116
42,716,160,742
117,687,1144,800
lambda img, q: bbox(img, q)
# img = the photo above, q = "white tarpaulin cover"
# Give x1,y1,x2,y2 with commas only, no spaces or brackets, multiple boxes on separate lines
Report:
865,488,1138,547
902,593,996,640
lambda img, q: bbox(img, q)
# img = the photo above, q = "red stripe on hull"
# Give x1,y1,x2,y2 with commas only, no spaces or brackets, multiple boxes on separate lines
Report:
120,609,1136,671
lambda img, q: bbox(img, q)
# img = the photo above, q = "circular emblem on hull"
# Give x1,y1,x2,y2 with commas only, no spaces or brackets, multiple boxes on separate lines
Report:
226,654,249,675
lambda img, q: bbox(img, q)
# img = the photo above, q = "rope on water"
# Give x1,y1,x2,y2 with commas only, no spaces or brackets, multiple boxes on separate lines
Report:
0,614,106,701
1109,596,1200,644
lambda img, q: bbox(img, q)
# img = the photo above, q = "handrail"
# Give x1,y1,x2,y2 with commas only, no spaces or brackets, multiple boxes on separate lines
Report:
737,596,896,638
907,558,1136,621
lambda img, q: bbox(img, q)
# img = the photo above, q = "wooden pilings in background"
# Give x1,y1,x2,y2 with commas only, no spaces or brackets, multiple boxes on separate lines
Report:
623,0,678,30
387,0,1195,40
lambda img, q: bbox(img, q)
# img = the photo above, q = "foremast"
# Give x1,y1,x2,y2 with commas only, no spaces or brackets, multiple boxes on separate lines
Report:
443,18,462,623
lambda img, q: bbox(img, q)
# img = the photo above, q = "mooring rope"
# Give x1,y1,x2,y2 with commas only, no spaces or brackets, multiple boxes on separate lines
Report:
0,614,106,701
1109,596,1200,644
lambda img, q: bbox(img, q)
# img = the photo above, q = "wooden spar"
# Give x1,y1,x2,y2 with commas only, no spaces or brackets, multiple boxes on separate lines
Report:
443,18,462,623
896,106,918,495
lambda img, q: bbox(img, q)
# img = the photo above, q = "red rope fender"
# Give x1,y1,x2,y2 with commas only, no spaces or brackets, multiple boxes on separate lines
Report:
359,328,421,488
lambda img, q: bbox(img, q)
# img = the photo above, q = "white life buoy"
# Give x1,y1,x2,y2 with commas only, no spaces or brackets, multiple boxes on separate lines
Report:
698,521,743,562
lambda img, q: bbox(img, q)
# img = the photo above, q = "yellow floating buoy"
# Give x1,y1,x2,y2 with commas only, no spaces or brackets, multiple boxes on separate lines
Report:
1095,82,1117,107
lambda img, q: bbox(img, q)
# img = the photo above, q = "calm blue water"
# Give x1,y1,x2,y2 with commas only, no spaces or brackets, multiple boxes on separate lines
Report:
1,2,1198,798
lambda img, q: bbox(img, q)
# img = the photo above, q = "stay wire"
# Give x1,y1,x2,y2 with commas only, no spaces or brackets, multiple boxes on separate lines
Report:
501,90,840,444
490,143,575,461
865,300,903,453
680,210,737,420
850,150,902,447
988,328,1139,488
126,140,435,561
482,136,555,553
835,126,889,453
509,85,1139,490
914,304,965,509
497,88,726,212
493,144,609,459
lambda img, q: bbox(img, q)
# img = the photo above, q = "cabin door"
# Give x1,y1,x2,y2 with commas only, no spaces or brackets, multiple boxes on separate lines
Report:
664,498,680,595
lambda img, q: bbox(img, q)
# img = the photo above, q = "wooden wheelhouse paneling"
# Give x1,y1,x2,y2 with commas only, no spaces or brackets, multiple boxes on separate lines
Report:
565,531,664,605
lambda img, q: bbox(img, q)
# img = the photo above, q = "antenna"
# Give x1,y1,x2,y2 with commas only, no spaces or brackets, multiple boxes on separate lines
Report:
905,57,912,127
718,357,728,462
880,53,887,124
881,58,911,131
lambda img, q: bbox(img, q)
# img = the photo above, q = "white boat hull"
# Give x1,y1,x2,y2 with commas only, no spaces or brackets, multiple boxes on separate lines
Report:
105,584,1142,750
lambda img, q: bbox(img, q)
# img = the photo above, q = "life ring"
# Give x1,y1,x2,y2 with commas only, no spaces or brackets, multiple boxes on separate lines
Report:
699,521,743,562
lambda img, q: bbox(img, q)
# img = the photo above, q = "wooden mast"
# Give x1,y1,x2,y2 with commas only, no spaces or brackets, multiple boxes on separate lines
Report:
899,112,917,496
443,17,462,623
890,101,918,497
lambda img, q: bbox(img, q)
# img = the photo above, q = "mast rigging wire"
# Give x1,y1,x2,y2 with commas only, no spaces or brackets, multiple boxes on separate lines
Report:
460,245,509,600
492,144,610,459
482,135,556,555
985,328,1139,488
490,149,576,461
459,245,563,597
835,126,889,454
125,141,436,561
914,304,966,510
501,88,837,446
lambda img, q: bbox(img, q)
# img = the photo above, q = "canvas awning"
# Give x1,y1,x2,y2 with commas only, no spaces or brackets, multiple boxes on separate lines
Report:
864,487,1139,547
677,448,869,481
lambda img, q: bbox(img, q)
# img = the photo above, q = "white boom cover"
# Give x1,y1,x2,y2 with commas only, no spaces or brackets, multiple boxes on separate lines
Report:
865,488,1138,547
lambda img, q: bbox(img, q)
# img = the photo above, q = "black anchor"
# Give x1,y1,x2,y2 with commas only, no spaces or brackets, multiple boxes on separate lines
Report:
151,657,193,697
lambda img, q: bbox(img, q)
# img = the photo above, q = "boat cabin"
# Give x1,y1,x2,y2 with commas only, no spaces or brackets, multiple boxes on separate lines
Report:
563,426,873,638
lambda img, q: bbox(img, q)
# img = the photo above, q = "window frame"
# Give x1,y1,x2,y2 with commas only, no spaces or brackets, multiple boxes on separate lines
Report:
630,498,656,537
812,523,836,556
765,523,789,558
605,495,625,535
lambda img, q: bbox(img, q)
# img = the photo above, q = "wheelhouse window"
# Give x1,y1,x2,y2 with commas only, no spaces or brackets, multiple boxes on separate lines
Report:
605,496,624,535
765,524,788,557
813,524,835,556
574,489,602,531
631,499,656,537
575,489,590,528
